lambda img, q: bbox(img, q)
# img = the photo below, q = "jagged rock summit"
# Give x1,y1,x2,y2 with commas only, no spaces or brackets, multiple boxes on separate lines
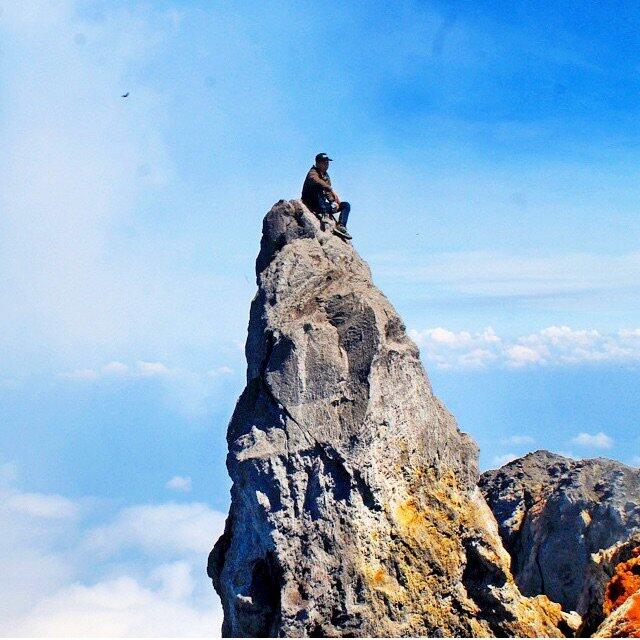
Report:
209,200,566,637
480,450,640,635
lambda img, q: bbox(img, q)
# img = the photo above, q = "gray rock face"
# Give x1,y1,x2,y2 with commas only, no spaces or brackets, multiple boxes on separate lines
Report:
479,450,640,614
209,201,565,637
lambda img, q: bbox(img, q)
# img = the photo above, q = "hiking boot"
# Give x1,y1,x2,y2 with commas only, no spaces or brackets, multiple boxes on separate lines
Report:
334,224,352,240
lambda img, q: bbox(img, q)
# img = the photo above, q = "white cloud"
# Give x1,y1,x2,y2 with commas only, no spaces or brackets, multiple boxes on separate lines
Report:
58,359,238,418
0,1,71,33
0,0,252,378
87,502,225,556
0,461,18,484
409,324,640,370
61,368,100,381
572,431,614,449
457,348,497,368
427,327,473,347
151,561,194,601
480,328,501,343
491,453,519,467
166,475,192,493
61,360,178,381
374,250,640,298
410,326,500,369
552,450,580,460
6,492,79,520
0,2,175,370
0,480,225,636
536,326,600,346
208,366,234,377
412,327,471,347
14,569,222,637
60,360,237,385
136,361,173,378
505,344,545,367
500,435,535,445
102,361,130,376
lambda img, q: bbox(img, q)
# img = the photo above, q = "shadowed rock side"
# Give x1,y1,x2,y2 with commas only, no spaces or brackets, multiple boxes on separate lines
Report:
479,451,640,624
209,200,565,637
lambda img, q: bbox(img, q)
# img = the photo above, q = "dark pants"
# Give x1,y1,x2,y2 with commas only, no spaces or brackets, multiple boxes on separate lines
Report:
337,201,350,227
318,195,351,227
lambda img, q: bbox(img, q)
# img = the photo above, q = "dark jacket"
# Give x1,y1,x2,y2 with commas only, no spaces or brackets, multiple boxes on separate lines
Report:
302,165,334,212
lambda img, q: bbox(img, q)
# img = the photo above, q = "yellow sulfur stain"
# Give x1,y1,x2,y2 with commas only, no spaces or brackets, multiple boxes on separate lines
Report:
393,496,462,579
362,564,405,603
395,499,425,533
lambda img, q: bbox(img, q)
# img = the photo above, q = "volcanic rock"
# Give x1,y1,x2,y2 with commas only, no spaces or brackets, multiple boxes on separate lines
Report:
209,200,566,637
578,533,640,635
590,540,640,637
479,450,640,616
593,590,640,638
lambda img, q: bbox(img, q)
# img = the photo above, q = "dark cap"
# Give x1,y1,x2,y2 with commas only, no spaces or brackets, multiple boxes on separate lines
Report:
315,152,333,163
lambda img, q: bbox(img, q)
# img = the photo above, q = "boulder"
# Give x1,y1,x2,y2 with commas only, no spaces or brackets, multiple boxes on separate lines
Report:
479,450,640,616
578,533,640,635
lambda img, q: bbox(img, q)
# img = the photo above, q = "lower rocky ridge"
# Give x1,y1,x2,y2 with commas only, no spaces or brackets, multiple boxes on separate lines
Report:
580,534,640,636
480,450,640,636
209,200,566,637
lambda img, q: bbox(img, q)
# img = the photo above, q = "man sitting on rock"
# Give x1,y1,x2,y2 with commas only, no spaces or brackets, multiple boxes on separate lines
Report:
302,152,352,240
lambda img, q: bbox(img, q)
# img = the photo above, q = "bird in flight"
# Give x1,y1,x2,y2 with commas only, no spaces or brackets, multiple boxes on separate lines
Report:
121,92,129,98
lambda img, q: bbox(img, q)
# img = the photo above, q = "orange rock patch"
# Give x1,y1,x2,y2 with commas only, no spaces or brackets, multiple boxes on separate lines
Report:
604,547,640,615
628,594,640,624
618,592,640,638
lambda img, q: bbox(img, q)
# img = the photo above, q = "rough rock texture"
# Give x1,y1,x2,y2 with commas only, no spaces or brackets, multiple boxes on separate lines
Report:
592,544,640,637
578,534,640,635
208,200,566,637
594,591,640,638
604,546,640,613
479,450,640,617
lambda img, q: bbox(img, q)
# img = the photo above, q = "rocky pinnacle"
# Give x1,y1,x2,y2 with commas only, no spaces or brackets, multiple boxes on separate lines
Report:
208,200,566,637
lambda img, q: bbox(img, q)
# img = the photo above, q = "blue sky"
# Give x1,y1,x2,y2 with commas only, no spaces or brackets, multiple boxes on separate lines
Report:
1,0,639,635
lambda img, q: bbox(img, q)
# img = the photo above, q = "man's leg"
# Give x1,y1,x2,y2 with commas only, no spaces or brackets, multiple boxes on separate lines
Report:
317,194,333,217
314,194,332,229
338,201,350,227
333,201,352,240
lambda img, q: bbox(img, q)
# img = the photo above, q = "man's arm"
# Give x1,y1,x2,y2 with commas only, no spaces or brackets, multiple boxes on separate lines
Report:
308,168,342,204
306,167,332,191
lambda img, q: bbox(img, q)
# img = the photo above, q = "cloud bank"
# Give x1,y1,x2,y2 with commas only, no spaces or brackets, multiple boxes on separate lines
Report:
374,250,640,299
572,431,614,449
410,325,640,370
60,359,236,419
0,1,253,377
0,476,224,636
